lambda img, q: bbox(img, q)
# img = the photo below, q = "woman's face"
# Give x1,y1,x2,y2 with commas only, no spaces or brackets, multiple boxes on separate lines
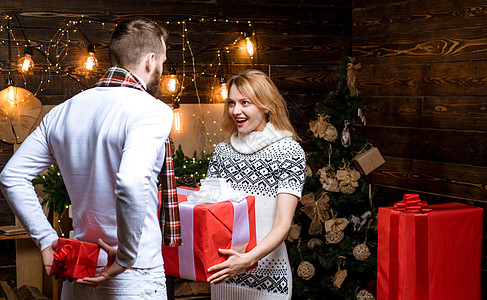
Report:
228,85,268,135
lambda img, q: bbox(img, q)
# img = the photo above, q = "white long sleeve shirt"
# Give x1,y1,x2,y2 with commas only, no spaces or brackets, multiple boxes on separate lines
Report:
0,86,173,269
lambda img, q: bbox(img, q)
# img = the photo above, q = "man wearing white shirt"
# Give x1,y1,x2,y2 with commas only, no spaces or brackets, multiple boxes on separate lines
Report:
0,17,174,299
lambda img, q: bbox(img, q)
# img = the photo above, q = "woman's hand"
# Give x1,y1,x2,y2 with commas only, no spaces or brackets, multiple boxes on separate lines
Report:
207,248,253,284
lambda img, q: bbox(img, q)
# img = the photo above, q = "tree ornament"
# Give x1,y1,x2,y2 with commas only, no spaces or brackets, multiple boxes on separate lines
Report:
307,238,323,249
324,211,349,244
336,160,361,194
297,261,315,280
341,120,351,148
317,144,340,192
346,57,361,97
300,192,330,235
287,223,301,242
353,242,371,261
356,289,375,300
333,256,348,289
309,115,338,142
350,211,372,231
306,164,313,177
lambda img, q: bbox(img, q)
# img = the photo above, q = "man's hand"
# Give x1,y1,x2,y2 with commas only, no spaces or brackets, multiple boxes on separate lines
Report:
76,238,127,287
41,239,58,276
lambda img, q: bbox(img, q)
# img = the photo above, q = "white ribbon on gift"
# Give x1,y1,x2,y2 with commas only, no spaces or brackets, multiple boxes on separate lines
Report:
175,182,251,281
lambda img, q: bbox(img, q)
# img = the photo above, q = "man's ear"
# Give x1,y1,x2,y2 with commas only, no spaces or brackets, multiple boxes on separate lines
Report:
144,52,156,73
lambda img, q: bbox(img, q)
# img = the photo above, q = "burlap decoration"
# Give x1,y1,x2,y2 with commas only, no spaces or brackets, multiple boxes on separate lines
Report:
318,165,340,192
336,163,361,194
300,192,330,235
306,164,313,177
309,115,338,142
324,217,349,244
297,261,315,280
333,256,347,289
347,57,361,97
287,223,301,242
353,242,371,261
356,289,375,300
307,238,323,249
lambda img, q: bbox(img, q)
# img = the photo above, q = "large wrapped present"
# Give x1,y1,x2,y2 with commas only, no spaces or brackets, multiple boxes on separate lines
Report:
377,194,482,300
162,178,257,282
51,238,100,280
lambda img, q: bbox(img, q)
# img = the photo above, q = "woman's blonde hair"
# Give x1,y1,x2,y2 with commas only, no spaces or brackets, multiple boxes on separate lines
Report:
222,69,299,141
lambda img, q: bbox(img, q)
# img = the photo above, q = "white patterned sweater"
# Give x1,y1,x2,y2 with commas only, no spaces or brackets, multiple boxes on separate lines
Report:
208,123,306,300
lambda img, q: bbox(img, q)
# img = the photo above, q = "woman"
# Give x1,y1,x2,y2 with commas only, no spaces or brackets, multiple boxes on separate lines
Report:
207,69,306,299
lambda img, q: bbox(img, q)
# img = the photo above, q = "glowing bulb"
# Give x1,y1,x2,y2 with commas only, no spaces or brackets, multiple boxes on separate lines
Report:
162,68,180,95
174,111,182,133
168,77,177,92
84,44,98,71
220,82,228,100
16,47,34,74
7,86,15,108
246,36,254,57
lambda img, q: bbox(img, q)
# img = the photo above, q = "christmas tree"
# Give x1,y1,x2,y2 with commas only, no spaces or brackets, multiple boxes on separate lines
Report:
287,57,378,300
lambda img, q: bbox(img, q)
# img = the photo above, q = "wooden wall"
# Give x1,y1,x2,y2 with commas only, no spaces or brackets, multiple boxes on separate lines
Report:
352,0,487,295
0,0,351,288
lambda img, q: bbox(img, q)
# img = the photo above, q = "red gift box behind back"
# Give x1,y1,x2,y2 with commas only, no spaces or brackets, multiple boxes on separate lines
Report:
51,238,100,280
161,187,257,282
377,194,483,300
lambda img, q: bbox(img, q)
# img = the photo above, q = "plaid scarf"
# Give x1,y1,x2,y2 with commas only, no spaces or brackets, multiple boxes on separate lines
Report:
96,66,182,247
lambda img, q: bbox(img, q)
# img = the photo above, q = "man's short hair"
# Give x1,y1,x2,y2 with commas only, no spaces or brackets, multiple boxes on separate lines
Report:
109,17,168,68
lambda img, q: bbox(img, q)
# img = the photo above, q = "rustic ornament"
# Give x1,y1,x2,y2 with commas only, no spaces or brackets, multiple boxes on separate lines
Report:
333,256,347,289
307,238,323,249
176,175,198,188
297,261,315,280
353,242,371,261
317,145,340,192
341,120,351,148
346,57,361,97
324,215,349,244
287,223,301,242
352,144,385,175
350,211,372,231
356,289,375,300
300,192,330,235
309,115,338,142
336,162,361,194
357,108,366,125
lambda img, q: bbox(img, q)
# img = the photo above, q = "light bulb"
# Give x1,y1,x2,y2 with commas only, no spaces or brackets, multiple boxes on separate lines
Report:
246,36,254,57
164,68,179,94
174,111,182,133
16,47,34,74
7,86,16,108
84,44,98,71
168,77,177,92
220,82,228,100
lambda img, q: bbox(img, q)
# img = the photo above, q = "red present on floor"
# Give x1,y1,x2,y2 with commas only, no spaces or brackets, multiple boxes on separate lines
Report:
51,238,100,280
162,186,257,282
377,194,482,300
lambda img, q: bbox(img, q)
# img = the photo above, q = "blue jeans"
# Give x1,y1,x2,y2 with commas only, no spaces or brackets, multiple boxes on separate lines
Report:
61,265,167,300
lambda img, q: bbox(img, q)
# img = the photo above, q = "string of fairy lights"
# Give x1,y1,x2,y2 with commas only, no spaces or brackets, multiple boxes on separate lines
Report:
0,14,256,153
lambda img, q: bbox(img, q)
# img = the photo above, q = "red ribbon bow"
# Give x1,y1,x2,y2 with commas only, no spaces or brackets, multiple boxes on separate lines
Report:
53,244,74,270
393,193,432,213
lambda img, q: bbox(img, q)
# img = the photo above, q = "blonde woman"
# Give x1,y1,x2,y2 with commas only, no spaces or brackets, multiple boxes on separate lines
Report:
207,70,306,300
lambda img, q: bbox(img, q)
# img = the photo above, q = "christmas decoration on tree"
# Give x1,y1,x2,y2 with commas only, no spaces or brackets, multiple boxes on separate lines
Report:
287,57,378,300
32,163,70,214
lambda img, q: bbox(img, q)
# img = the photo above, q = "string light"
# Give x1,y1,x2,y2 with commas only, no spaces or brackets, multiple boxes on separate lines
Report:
17,46,34,74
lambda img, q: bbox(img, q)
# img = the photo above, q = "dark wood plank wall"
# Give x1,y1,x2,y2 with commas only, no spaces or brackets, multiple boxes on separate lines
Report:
0,0,351,288
352,0,487,296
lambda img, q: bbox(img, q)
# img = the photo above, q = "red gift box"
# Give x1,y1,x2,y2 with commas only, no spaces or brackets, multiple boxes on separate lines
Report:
162,187,257,282
377,194,483,300
51,238,100,280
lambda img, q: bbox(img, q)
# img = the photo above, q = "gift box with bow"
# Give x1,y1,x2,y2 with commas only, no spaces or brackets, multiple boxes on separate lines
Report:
50,238,100,280
162,178,257,282
377,194,482,300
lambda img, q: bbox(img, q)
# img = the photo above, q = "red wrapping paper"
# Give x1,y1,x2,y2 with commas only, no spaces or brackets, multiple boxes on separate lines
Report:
377,194,482,300
161,187,257,282
51,238,100,280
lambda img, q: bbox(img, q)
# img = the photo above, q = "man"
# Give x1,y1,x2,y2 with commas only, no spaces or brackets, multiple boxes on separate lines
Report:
0,17,178,299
